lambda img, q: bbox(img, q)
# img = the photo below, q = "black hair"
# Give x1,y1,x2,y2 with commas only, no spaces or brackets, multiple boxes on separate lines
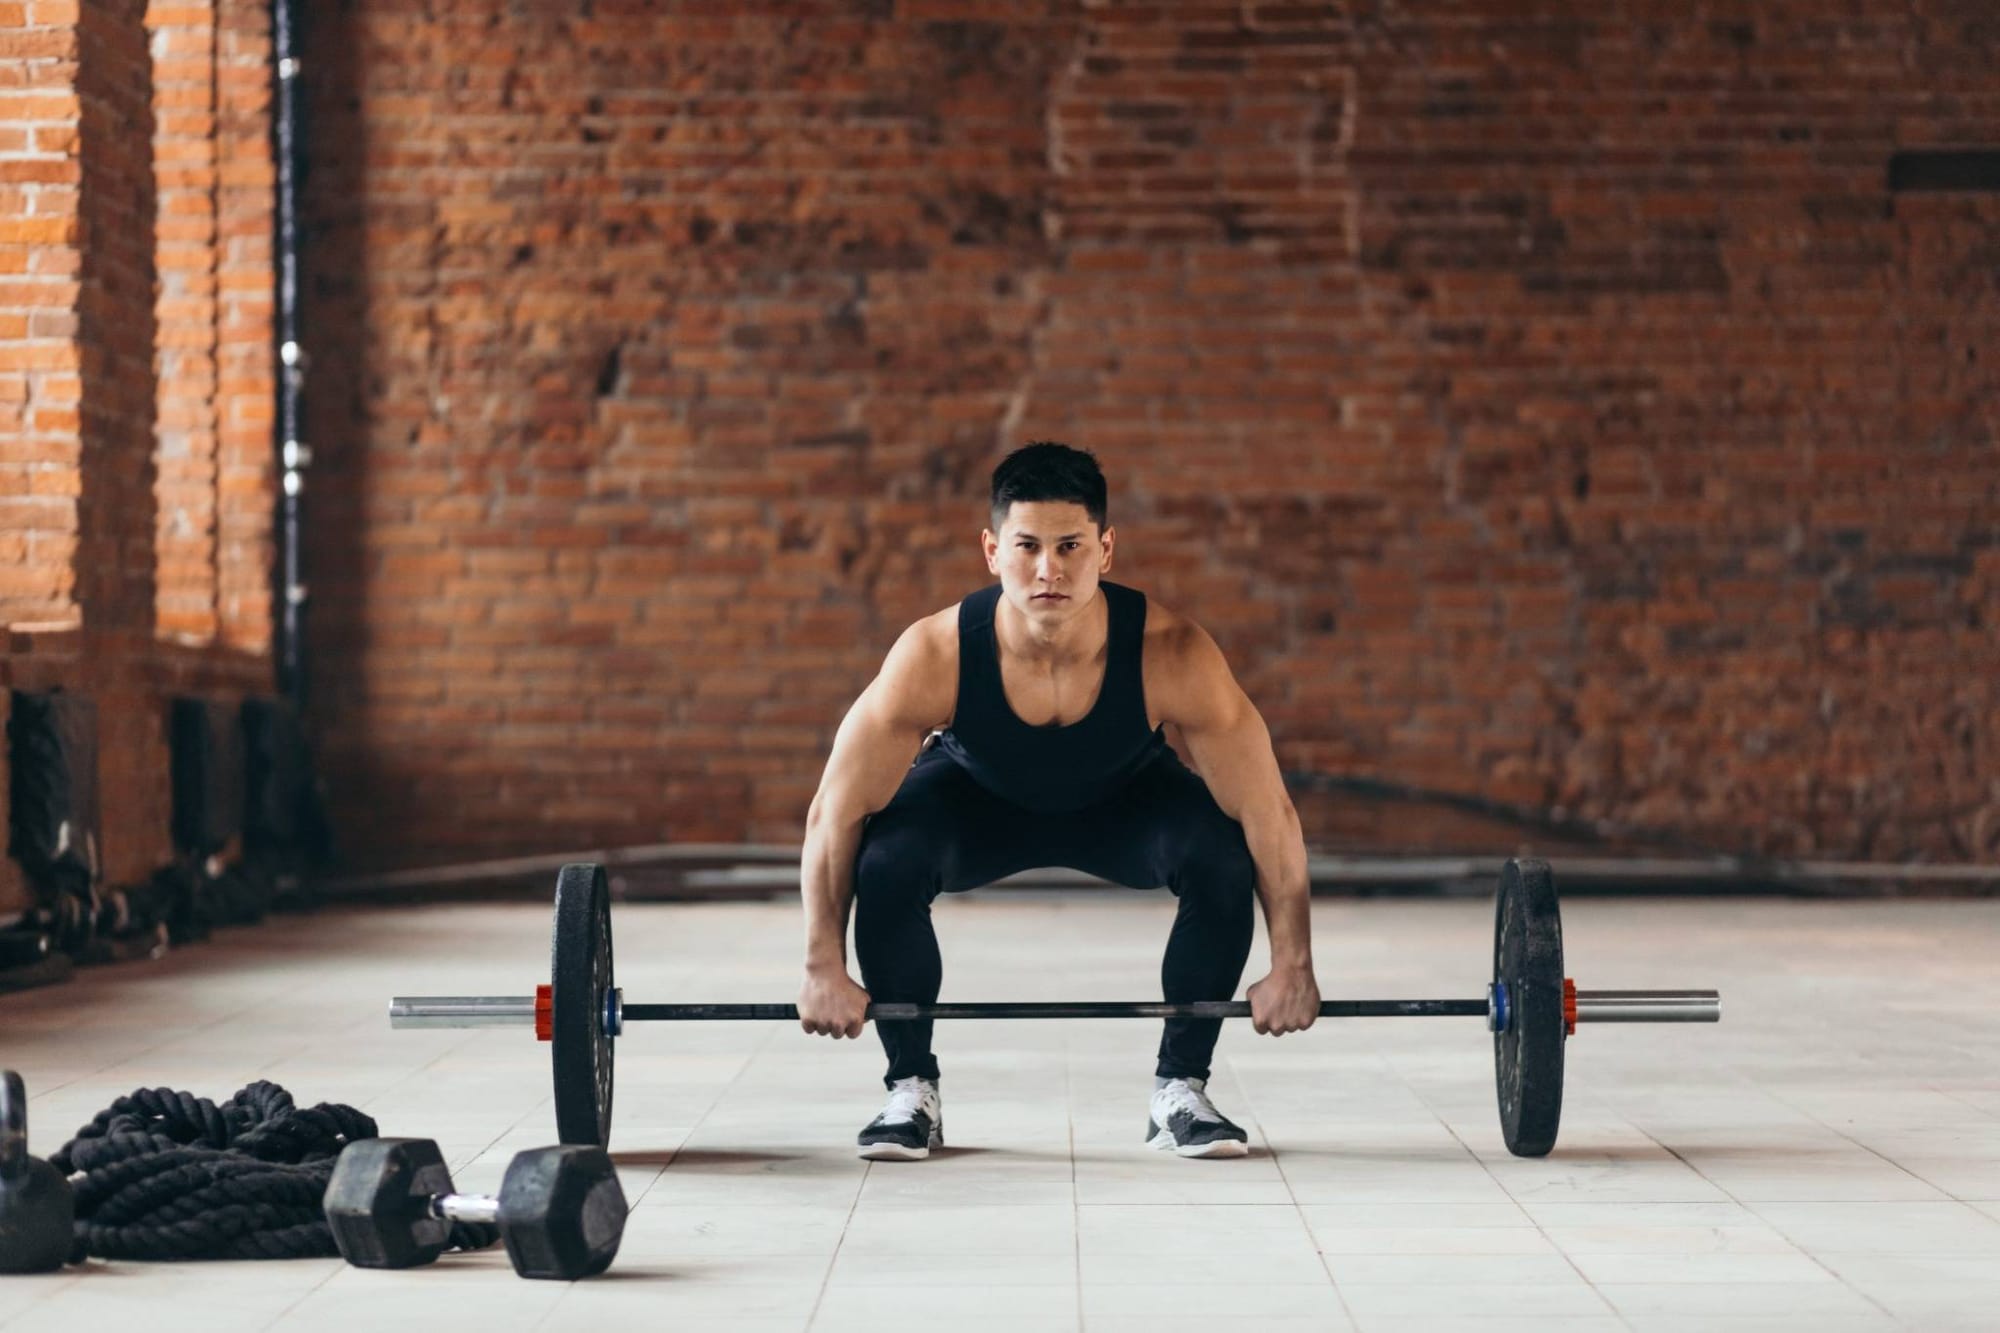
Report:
988,441,1108,534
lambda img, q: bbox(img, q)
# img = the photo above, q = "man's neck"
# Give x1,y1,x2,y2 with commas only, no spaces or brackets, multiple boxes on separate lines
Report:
994,587,1107,667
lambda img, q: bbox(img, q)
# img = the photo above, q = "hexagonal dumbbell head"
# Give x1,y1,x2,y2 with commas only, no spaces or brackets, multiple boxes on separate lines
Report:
323,1137,455,1269
497,1145,627,1280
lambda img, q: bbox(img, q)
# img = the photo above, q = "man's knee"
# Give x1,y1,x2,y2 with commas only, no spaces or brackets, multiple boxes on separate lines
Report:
853,816,948,910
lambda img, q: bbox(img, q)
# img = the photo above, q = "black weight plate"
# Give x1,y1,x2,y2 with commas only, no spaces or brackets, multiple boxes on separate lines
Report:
1493,858,1565,1157
552,863,614,1147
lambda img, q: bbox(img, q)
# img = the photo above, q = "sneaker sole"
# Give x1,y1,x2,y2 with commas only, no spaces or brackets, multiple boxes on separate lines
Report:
858,1141,933,1161
858,1126,943,1162
1146,1130,1250,1159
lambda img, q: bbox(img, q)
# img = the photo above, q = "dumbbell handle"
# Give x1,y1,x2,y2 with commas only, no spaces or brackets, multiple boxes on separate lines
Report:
431,1192,500,1226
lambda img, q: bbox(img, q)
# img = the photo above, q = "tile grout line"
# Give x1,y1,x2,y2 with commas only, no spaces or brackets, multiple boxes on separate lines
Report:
801,1023,876,1333
1068,1040,1084,1333
0,1273,84,1332
1226,1052,1362,1331
801,1161,868,1333
1642,1131,1897,1320
1751,1072,1987,1201
537,1018,798,1331
257,1262,350,1332
1934,1085,2000,1125
1388,1057,1634,1331
615,1017,785,1209
1719,1070,1977,1318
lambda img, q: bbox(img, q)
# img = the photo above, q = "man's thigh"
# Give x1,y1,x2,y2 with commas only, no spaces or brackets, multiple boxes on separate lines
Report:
859,745,1054,897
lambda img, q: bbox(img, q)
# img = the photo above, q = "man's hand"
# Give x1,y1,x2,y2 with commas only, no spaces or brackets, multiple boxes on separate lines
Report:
798,967,872,1039
1246,965,1320,1036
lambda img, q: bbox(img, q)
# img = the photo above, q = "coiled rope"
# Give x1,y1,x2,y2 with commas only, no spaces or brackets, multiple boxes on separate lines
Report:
50,1081,499,1262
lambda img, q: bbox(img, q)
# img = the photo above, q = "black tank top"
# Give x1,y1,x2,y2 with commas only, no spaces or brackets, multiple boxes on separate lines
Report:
934,580,1168,813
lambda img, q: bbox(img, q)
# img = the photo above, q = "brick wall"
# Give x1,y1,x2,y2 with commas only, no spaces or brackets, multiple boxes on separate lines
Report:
0,2,83,626
294,3,1996,872
150,0,277,651
152,0,221,643
0,0,275,918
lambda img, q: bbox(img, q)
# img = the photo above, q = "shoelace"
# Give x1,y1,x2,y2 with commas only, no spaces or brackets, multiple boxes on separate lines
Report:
1154,1078,1224,1124
879,1077,934,1125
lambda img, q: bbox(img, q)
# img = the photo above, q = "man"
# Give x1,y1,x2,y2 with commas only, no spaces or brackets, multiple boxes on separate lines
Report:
797,442,1320,1160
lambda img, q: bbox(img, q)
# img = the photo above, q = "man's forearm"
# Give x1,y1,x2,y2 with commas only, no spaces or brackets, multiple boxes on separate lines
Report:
1242,803,1313,969
800,811,865,971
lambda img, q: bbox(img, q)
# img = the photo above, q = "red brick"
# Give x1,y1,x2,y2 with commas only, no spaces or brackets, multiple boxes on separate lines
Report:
0,0,1947,872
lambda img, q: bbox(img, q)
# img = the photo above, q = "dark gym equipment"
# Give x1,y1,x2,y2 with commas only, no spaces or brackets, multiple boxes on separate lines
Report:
550,863,615,1150
169,697,244,863
324,1136,626,1281
1493,859,1565,1156
390,858,1720,1157
0,1071,75,1274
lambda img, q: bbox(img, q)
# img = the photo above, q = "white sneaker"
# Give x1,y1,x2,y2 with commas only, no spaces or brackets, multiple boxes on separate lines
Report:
1145,1076,1250,1158
857,1076,943,1161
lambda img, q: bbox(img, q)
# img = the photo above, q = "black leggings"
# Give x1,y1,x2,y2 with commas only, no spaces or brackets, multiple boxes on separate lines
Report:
851,743,1257,1087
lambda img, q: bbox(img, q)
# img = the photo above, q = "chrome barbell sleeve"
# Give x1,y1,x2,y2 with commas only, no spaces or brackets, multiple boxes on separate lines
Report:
389,996,537,1028
1572,989,1720,1023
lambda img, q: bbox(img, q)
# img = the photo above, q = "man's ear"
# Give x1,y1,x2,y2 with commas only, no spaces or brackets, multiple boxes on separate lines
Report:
1099,524,1115,573
981,528,999,574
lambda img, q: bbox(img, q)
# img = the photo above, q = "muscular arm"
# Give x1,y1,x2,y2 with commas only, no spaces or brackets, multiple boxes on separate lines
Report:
801,619,953,976
1158,625,1315,976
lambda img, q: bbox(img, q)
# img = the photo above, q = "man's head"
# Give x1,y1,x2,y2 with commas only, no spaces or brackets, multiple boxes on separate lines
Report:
982,442,1115,629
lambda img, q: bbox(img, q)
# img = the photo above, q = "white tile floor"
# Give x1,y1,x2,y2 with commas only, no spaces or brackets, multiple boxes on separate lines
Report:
3,891,1998,1331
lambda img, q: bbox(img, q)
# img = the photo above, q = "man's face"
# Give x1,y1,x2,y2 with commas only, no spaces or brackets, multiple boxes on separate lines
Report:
982,500,1114,629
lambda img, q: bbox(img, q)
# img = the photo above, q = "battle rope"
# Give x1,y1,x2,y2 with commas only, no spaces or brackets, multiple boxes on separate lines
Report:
49,1081,499,1262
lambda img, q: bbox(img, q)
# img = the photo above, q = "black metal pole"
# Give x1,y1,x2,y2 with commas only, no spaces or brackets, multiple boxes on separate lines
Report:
271,0,307,707
620,999,1491,1022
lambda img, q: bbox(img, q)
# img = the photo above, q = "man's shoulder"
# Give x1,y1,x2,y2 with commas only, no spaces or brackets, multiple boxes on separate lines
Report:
909,602,961,650
1139,594,1202,663
1138,593,1243,722
891,603,963,680
871,604,961,731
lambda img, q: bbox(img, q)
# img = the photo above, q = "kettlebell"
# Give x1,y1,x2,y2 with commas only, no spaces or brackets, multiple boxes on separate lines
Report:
0,1070,73,1273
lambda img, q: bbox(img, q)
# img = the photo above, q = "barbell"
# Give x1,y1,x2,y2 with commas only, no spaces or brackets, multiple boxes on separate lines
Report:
388,859,1719,1157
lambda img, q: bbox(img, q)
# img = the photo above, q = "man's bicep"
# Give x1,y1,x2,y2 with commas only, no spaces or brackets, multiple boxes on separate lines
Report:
812,690,917,822
1181,703,1288,821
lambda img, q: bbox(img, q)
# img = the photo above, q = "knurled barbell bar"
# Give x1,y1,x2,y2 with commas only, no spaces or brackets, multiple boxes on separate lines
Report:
388,859,1720,1157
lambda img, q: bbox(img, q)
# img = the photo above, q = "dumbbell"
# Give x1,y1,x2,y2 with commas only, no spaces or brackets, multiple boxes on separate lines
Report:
0,1070,74,1274
324,1137,625,1280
